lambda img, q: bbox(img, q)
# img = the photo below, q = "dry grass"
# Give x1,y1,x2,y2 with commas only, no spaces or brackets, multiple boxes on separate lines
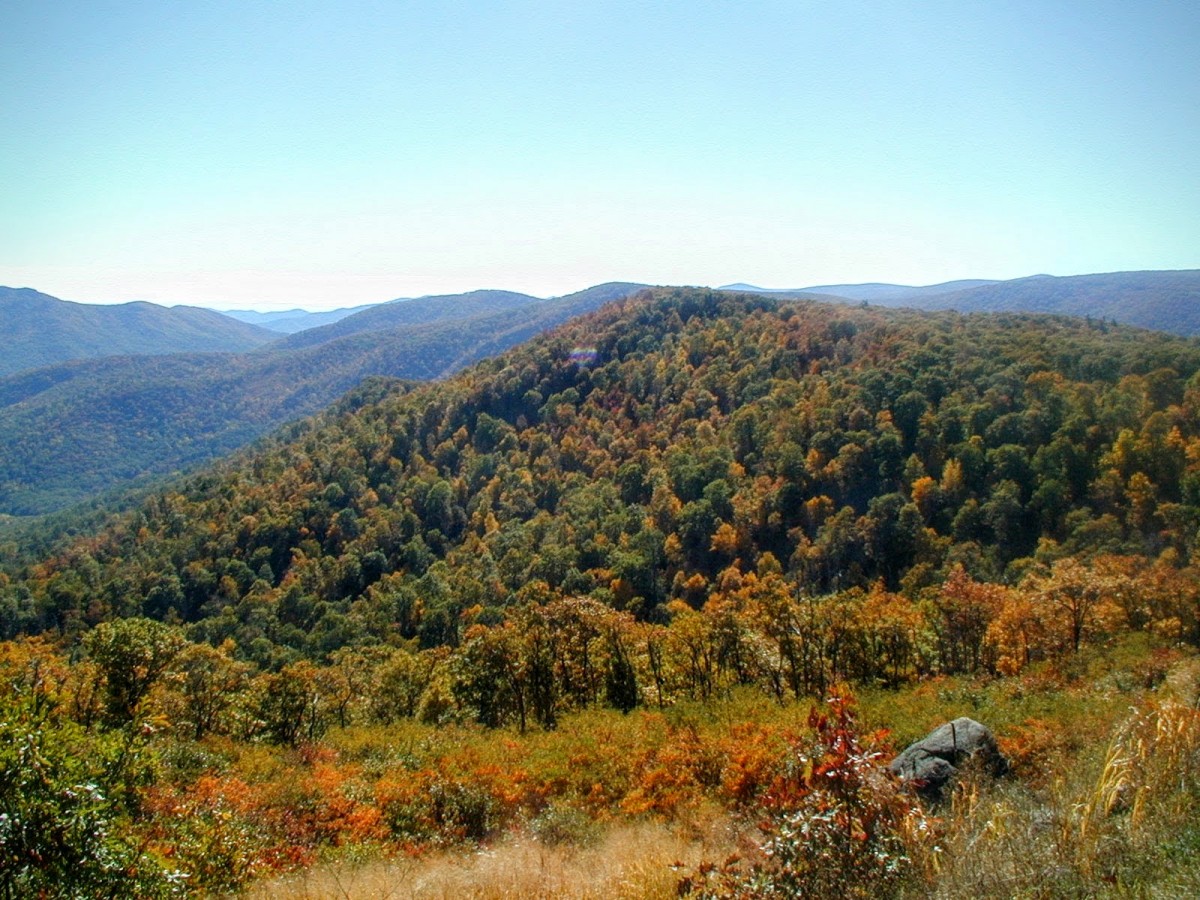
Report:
251,651,1200,900
913,659,1200,898
249,817,739,900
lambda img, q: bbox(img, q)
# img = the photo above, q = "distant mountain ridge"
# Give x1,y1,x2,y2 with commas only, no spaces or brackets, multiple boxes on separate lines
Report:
223,303,381,333
801,279,1001,302
721,269,1200,334
719,279,1000,302
274,289,543,350
0,287,277,377
914,270,1200,334
0,282,649,515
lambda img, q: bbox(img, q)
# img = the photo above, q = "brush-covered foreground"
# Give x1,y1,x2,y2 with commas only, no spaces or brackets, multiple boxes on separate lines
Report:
5,632,1200,898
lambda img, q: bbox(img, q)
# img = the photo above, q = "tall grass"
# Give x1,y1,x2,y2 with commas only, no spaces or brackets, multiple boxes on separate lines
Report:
912,658,1200,898
244,641,1200,898
250,819,737,900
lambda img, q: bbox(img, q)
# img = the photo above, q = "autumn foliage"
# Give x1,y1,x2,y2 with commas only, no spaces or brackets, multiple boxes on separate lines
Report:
7,290,1200,893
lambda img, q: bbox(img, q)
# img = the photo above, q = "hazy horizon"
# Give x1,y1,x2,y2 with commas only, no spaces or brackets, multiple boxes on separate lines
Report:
3,1,1197,312
10,267,1198,315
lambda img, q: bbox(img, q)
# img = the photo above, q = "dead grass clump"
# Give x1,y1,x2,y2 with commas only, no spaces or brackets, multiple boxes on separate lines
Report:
1078,696,1200,877
250,817,738,900
917,775,1078,898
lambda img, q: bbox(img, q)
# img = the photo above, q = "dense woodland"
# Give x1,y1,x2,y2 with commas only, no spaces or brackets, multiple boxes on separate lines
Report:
9,288,1200,652
0,282,643,514
7,288,1200,896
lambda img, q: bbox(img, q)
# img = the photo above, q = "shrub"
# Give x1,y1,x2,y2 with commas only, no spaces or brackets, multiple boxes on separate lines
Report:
528,802,601,848
680,690,932,898
0,695,186,898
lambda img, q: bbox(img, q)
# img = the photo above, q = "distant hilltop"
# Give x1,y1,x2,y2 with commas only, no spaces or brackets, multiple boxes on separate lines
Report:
0,286,276,377
720,269,1200,335
719,279,1000,301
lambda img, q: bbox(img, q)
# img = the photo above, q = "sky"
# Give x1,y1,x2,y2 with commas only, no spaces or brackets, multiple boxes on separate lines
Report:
2,1,1198,312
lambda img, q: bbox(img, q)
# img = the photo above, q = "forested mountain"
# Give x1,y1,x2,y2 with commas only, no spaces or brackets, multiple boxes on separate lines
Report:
722,279,999,301
0,286,277,376
225,284,647,339
8,287,1200,665
725,270,1200,337
914,270,1200,334
223,303,380,333
274,289,542,349
805,279,1000,302
0,282,649,515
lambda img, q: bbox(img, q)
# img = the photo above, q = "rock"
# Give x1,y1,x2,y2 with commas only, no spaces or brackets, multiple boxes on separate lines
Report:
890,717,1007,798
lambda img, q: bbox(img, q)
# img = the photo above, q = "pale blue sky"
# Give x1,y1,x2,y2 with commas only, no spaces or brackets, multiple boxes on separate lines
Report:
2,0,1197,310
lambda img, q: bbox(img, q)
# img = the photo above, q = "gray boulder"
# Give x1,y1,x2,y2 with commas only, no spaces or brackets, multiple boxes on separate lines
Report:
890,717,1007,798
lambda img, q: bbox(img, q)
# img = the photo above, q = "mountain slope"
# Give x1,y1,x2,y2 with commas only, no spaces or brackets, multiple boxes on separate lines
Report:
274,289,543,349
8,288,1200,661
0,283,648,515
9,289,1200,900
720,279,999,302
917,270,1200,334
223,303,381,333
800,279,1001,303
724,271,1200,335
0,287,277,376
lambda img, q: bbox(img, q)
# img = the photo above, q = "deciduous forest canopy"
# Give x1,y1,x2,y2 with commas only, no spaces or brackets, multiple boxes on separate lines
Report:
7,288,1200,654
8,287,1200,897
0,282,645,514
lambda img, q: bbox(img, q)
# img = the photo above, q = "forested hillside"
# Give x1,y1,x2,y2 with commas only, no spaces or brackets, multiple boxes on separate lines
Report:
9,287,1200,896
810,278,999,302
0,283,647,514
902,270,1200,334
273,289,542,349
729,270,1200,336
723,278,999,302
8,288,1200,656
0,287,276,376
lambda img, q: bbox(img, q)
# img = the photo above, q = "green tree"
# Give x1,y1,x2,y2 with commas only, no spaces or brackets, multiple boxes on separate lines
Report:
83,617,186,727
0,691,183,897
